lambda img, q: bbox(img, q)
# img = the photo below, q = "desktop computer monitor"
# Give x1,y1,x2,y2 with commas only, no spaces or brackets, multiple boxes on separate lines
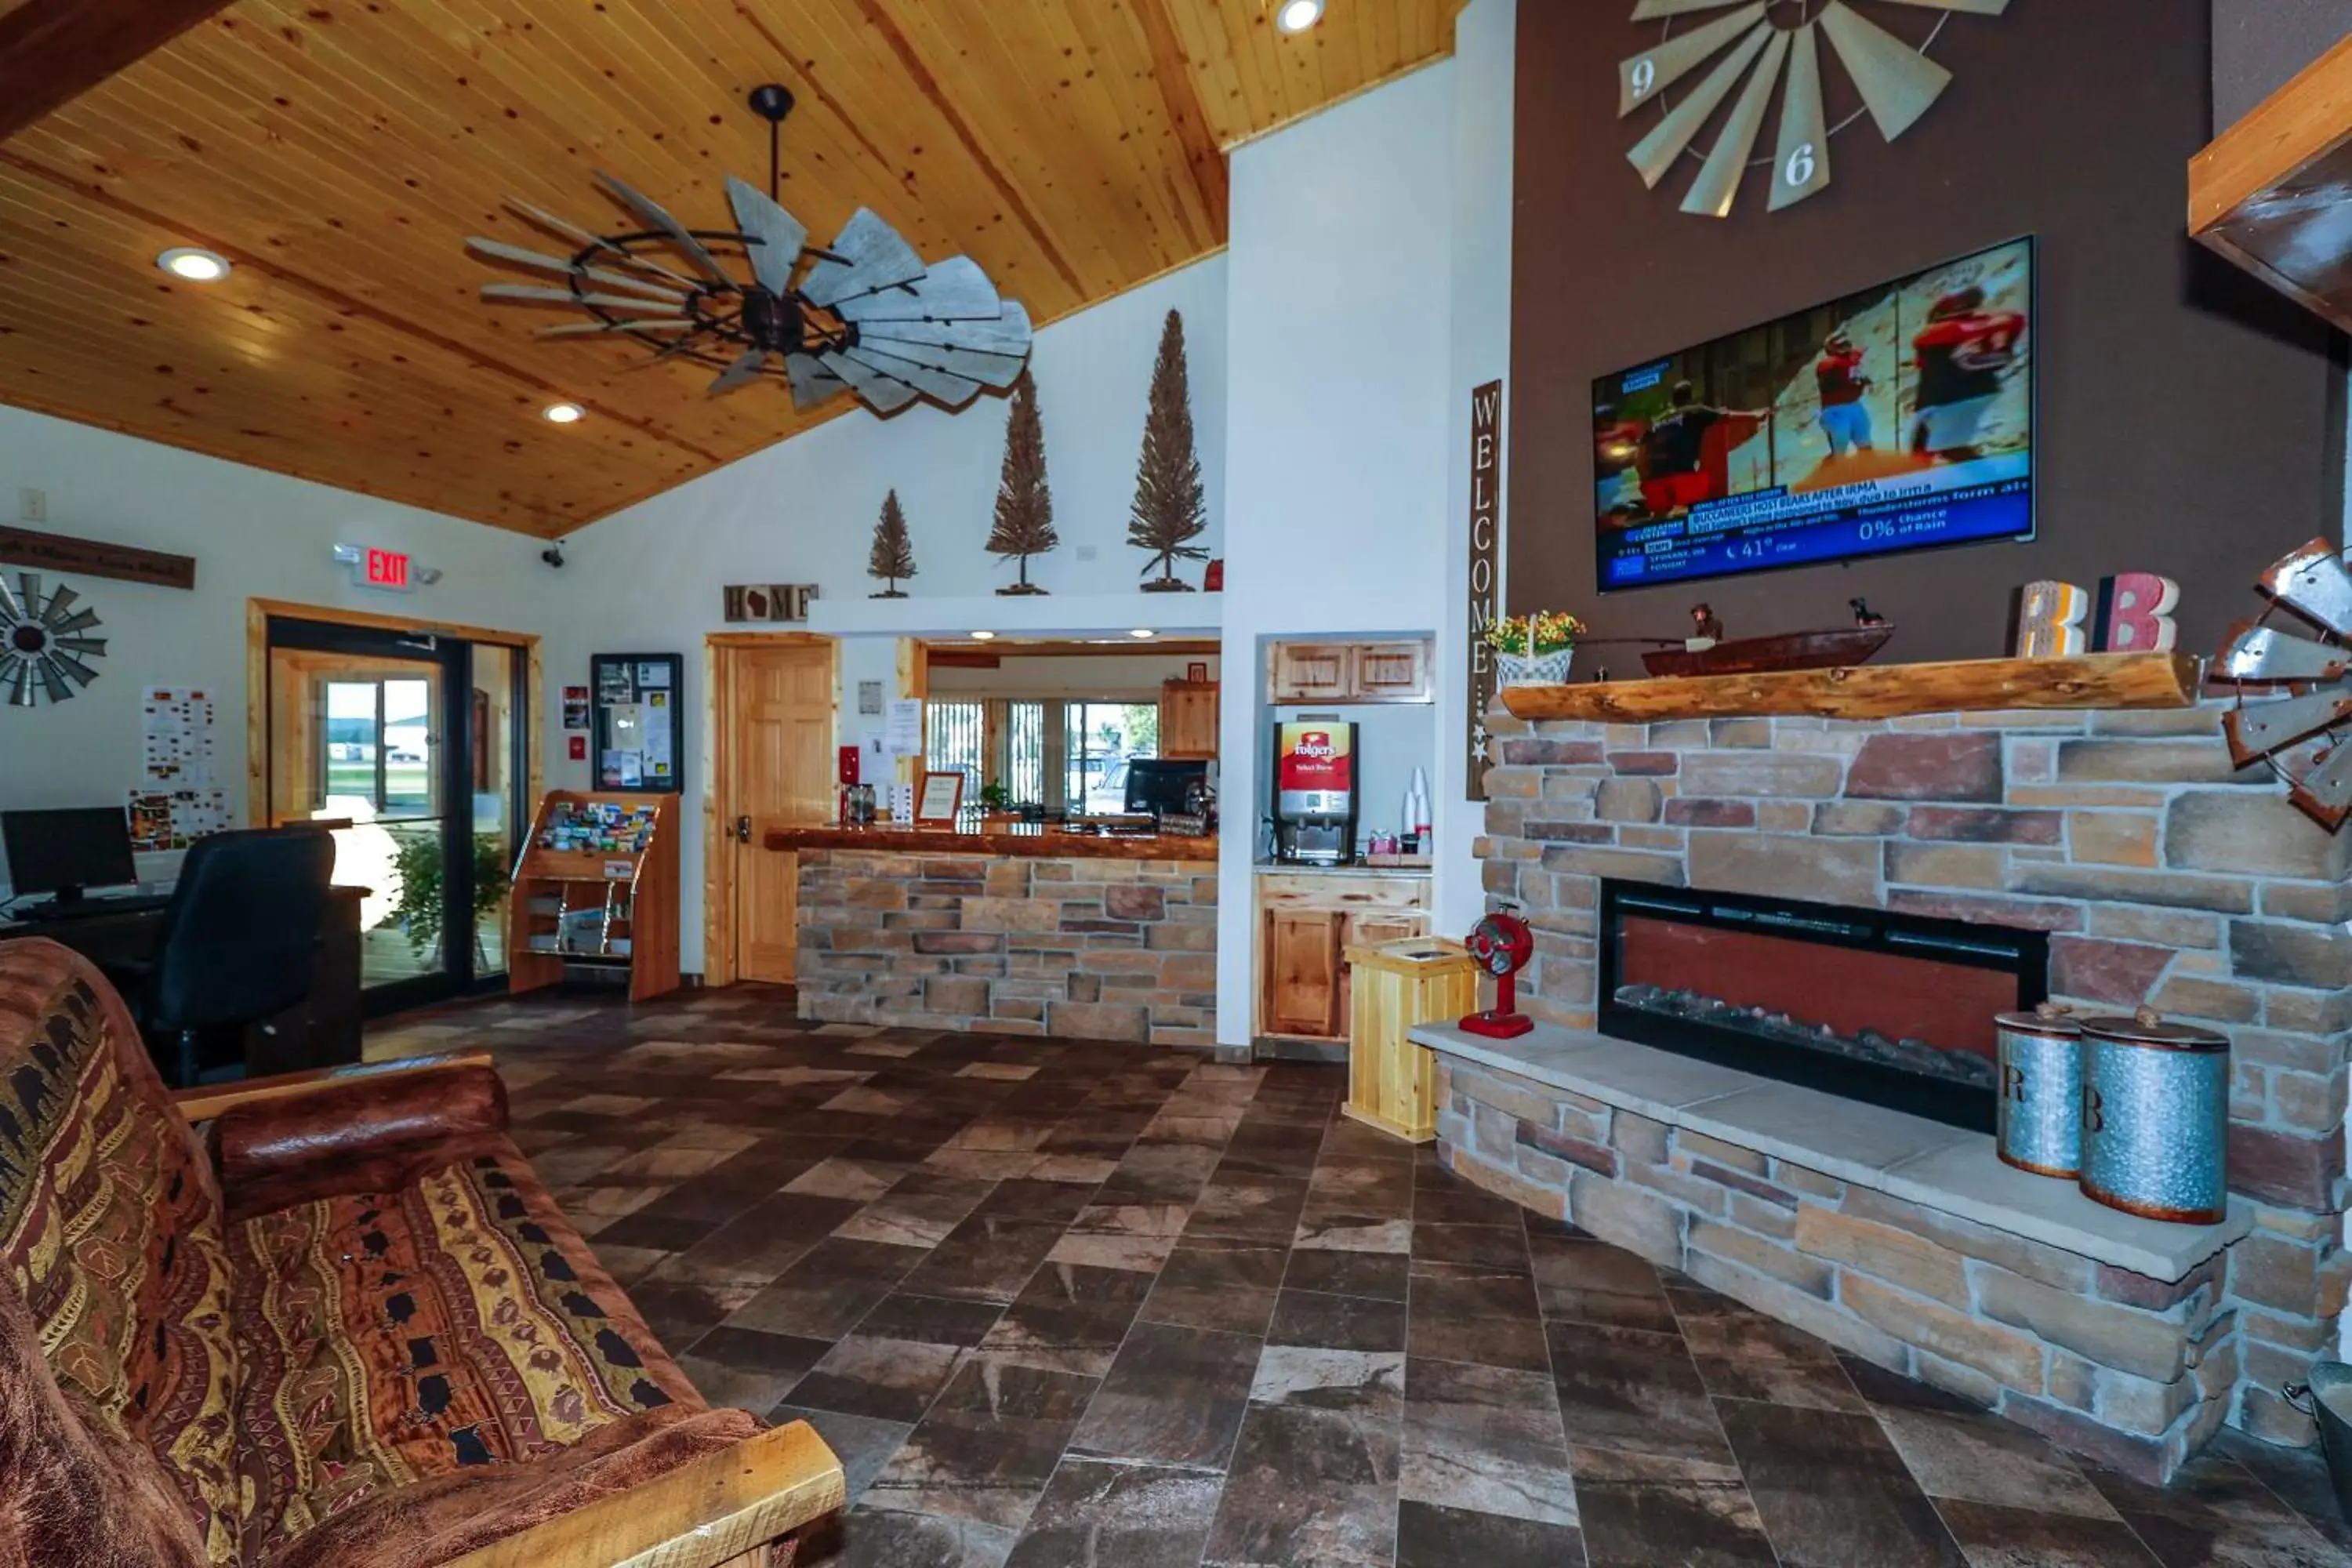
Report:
1,806,139,909
1123,758,1207,817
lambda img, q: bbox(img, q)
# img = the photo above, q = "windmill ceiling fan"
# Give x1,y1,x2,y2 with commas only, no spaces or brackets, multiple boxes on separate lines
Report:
469,85,1033,416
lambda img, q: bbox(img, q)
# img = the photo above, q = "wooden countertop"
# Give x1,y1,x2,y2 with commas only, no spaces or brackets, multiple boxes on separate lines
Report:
765,823,1219,862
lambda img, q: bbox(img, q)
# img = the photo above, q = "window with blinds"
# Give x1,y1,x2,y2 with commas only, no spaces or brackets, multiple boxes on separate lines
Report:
924,701,985,798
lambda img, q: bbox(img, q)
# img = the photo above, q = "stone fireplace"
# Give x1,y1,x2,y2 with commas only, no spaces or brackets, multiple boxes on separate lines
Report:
1415,695,2351,1483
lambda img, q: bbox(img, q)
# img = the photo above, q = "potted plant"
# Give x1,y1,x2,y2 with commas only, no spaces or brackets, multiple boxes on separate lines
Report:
1486,610,1587,687
389,831,515,967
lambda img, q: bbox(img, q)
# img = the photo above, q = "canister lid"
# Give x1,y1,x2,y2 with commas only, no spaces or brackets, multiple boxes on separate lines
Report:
1994,1000,2081,1037
2081,1005,2228,1053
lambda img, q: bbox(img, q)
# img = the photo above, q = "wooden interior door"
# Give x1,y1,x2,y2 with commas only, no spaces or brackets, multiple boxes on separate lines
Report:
722,640,835,985
1264,909,1345,1038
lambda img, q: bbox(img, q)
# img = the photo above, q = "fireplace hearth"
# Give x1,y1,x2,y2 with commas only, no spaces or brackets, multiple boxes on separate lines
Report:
1598,882,2045,1134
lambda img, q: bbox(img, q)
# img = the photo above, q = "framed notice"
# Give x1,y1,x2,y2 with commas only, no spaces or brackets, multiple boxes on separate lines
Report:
591,652,682,793
916,770,966,826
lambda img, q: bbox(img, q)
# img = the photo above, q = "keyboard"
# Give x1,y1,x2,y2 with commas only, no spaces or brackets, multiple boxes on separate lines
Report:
21,894,172,921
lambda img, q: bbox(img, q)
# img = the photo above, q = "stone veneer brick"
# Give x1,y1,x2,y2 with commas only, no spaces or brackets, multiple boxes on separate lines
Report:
795,849,1214,1046
1465,699,2352,1474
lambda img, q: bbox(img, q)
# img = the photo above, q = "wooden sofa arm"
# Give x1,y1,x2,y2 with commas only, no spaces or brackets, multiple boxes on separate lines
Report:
442,1421,845,1568
172,1051,495,1122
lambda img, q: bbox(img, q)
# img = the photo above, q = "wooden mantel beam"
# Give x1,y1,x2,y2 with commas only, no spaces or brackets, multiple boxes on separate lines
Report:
1499,652,2205,724
0,0,234,143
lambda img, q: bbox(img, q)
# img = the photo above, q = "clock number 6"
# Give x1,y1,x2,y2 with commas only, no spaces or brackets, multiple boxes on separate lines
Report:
1784,143,1817,189
1630,58,1656,100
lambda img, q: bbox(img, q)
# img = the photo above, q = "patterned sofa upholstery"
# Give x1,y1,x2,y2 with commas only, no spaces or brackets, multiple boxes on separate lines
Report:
0,938,840,1568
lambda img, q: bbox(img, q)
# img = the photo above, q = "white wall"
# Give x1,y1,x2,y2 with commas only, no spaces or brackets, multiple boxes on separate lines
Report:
0,405,549,895
1214,61,1460,1043
545,256,1229,970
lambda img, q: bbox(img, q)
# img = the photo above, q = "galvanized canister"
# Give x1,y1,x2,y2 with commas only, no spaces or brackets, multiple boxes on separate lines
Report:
1995,1003,2084,1179
2079,1007,2230,1225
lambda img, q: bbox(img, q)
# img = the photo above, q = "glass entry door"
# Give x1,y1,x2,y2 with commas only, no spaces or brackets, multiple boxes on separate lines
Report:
265,615,525,1013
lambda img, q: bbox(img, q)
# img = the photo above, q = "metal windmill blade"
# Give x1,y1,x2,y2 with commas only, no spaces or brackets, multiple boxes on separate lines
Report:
1817,1,1952,141
783,352,844,412
2220,537,2352,824
1619,3,1766,117
833,256,1006,324
503,197,702,290
481,283,695,313
840,344,982,409
593,170,738,289
817,351,922,414
535,318,698,337
801,208,927,307
1769,23,1832,212
707,347,771,395
0,570,106,706
724,176,809,296
1683,30,1788,216
1629,23,1773,188
464,238,689,301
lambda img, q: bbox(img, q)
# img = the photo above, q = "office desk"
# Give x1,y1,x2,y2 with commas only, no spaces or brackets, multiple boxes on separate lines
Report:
1,885,365,1076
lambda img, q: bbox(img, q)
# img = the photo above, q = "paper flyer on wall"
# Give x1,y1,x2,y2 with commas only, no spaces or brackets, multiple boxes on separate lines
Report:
140,686,217,785
125,787,232,851
884,697,924,757
643,688,673,780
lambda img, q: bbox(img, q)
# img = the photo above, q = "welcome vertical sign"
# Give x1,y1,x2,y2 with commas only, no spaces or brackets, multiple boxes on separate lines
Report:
1466,379,1503,800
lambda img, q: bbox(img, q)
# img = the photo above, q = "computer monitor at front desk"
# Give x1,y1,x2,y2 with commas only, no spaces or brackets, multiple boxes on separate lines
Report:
1,806,140,912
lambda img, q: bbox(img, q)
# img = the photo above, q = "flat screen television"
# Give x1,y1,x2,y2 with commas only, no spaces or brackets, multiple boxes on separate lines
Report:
1593,236,2034,593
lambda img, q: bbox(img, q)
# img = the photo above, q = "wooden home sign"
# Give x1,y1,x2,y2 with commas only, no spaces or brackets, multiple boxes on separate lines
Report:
1466,379,1502,801
0,524,195,590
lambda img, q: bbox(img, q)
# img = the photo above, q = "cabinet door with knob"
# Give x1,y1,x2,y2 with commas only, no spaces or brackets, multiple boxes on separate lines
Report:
1263,909,1345,1039
1160,680,1220,760
1352,642,1432,703
1267,643,1355,704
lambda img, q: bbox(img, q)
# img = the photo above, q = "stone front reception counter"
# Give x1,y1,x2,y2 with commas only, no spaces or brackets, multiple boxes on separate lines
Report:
769,827,1218,1046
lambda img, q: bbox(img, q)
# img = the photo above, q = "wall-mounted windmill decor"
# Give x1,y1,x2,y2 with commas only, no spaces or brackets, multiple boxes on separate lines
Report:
0,572,107,706
2217,538,2352,829
468,85,1033,416
1620,1,2010,220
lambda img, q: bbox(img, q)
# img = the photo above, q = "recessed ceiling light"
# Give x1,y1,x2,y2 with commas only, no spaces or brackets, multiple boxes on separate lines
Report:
1129,629,1157,639
157,247,230,283
542,401,585,424
970,630,997,641
1276,0,1324,34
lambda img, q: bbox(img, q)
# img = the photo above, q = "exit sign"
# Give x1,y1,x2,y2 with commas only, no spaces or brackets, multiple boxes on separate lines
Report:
333,542,435,593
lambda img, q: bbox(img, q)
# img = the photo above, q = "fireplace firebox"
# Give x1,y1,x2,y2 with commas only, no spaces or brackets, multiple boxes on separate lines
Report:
1596,880,2047,1134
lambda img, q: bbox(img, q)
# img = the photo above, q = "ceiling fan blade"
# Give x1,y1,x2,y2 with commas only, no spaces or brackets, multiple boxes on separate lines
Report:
706,347,771,395
593,171,737,289
535,318,697,337
466,238,688,300
843,346,982,408
1817,0,1951,141
833,256,1004,324
1873,0,2007,12
817,350,920,414
858,300,1033,360
2217,622,2350,684
1682,30,1787,217
481,283,689,312
1632,0,1751,16
783,352,845,412
504,198,702,290
1768,22,1831,212
2225,687,2352,763
801,208,927,307
1628,23,1772,187
2260,539,2352,637
724,176,809,297
850,332,1028,388
2291,740,2352,826
1620,2,1767,117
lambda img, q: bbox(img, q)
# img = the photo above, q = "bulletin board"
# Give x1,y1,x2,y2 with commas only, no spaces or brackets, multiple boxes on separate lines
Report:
590,652,683,794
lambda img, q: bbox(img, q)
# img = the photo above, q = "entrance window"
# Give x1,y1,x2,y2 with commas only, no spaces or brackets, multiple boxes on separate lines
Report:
321,678,437,815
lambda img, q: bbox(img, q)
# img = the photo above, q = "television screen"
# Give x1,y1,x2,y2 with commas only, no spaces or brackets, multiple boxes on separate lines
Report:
1594,237,2034,592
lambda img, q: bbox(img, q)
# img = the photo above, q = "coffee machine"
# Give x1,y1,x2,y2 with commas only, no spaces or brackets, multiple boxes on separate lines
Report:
1272,720,1359,865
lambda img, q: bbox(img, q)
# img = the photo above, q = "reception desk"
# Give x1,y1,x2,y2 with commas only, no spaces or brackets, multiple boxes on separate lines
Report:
764,824,1218,1047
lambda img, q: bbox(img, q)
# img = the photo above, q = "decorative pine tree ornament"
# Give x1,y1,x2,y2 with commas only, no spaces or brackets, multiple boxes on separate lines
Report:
1128,309,1209,593
988,369,1057,596
867,488,916,598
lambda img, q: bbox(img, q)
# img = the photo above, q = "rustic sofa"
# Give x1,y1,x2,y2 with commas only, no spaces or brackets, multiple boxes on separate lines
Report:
0,938,840,1567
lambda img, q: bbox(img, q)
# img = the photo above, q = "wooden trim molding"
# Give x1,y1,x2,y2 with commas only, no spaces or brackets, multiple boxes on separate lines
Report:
0,0,235,140
1497,652,2203,724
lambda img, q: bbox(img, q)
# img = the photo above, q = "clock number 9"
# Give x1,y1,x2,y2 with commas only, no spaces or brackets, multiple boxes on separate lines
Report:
1630,58,1657,100
1784,142,1817,189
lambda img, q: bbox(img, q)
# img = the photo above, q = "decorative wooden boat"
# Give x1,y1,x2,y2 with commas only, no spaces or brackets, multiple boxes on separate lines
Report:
1640,625,1896,678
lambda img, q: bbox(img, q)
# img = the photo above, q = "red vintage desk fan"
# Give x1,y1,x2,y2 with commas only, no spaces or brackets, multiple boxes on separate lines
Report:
1460,910,1535,1039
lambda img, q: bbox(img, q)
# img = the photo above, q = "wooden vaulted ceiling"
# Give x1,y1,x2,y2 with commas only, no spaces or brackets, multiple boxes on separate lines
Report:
0,0,1463,537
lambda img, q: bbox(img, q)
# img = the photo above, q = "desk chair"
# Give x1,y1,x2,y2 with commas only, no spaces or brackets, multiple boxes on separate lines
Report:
129,825,335,1087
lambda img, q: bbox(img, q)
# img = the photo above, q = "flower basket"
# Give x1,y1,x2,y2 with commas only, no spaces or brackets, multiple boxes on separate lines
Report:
1495,647,1575,688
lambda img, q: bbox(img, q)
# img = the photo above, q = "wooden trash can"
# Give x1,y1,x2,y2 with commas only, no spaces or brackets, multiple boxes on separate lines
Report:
1345,937,1477,1144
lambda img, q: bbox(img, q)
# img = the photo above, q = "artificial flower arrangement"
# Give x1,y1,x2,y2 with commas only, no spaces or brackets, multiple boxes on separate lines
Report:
1484,610,1587,686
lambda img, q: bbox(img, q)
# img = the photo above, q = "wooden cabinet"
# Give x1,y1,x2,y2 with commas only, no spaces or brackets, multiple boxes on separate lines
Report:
1265,639,1434,705
1255,871,1432,1044
1264,909,1345,1038
1160,679,1220,759
1268,643,1356,703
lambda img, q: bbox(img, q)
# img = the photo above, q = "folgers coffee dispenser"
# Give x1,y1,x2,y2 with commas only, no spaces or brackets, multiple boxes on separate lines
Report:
1272,720,1358,865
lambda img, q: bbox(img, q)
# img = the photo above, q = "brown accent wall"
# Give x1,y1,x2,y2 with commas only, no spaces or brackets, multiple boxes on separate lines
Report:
1510,1,2340,665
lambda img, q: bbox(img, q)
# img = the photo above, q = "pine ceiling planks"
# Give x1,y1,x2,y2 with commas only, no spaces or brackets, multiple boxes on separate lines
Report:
0,0,1461,535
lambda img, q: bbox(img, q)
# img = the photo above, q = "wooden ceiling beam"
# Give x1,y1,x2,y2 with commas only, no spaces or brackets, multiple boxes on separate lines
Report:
0,0,235,140
1132,0,1231,240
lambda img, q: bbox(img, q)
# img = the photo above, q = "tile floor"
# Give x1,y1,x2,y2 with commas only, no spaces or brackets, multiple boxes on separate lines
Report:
370,989,2352,1568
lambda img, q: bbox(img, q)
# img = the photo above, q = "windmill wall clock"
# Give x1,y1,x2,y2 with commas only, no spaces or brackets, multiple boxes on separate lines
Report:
0,572,107,706
1621,1,2011,220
